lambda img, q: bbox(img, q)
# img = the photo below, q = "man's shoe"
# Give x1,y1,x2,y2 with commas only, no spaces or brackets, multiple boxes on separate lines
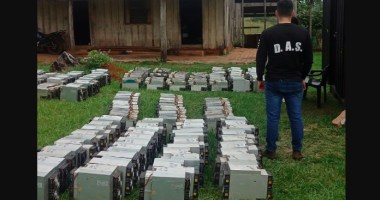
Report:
292,151,304,160
263,150,277,160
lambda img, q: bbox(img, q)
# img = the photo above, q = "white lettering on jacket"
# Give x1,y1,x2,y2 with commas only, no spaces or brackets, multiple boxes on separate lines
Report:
274,41,302,53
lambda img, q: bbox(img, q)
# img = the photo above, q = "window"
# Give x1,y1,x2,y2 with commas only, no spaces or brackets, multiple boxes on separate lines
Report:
125,0,151,24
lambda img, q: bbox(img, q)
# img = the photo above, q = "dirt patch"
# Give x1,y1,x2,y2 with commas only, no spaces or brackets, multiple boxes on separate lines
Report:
103,63,128,81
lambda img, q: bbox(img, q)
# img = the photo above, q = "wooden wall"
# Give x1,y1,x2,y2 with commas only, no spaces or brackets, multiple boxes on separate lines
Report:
233,3,243,47
160,0,181,49
89,0,151,47
37,0,234,50
88,0,181,48
224,0,236,51
202,0,225,49
37,0,72,47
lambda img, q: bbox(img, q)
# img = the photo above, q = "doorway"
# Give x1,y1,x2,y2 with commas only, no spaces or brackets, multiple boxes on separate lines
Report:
180,0,202,45
73,0,90,45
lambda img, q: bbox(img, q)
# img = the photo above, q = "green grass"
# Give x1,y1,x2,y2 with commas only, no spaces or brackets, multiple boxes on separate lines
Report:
312,51,322,70
37,51,344,199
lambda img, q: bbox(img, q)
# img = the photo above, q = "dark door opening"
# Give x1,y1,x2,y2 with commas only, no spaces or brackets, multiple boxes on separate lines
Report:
180,0,202,45
73,0,90,45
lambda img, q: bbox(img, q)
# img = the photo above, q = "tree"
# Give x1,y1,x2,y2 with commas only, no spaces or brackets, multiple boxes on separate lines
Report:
296,0,323,49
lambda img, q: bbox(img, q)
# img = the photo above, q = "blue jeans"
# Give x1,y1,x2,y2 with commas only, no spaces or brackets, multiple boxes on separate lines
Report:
265,80,304,152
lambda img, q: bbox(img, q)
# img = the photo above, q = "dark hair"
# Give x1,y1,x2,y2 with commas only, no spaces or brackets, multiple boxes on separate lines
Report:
277,0,294,17
291,16,299,25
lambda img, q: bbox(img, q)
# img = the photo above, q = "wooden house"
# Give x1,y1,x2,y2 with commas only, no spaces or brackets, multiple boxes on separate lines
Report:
37,0,241,56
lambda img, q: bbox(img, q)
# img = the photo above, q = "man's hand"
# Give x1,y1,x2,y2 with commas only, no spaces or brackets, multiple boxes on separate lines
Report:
257,81,265,92
302,80,306,90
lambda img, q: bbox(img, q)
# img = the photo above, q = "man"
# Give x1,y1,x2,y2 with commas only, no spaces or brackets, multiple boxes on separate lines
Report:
255,0,313,160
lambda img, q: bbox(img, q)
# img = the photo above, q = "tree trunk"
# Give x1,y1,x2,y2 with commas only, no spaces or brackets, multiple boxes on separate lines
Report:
309,0,313,37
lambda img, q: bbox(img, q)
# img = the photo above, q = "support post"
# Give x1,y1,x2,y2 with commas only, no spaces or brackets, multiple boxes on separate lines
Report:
264,0,267,30
160,0,167,62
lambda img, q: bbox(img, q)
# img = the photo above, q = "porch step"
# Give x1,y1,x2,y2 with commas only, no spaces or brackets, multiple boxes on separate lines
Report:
178,49,205,56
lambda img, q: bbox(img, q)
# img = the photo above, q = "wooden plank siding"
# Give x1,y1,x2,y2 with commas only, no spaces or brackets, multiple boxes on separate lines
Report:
215,0,224,49
208,0,216,49
165,0,180,49
202,0,228,50
111,0,120,46
37,0,233,50
202,0,209,49
152,0,160,47
88,0,155,47
234,3,242,47
37,0,44,31
227,0,235,50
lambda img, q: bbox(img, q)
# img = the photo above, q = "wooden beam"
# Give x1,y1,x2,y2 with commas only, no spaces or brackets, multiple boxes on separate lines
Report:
243,3,277,7
160,0,167,62
68,0,76,56
264,0,267,29
241,0,244,48
224,0,228,49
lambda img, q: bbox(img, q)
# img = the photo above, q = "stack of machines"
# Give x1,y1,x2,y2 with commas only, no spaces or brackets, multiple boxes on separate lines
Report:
37,69,45,75
37,91,140,200
38,140,98,200
145,67,171,90
209,67,229,91
157,93,186,143
60,69,109,102
37,156,71,200
37,71,68,99
140,94,208,200
122,67,151,89
37,69,108,101
72,92,158,199
208,100,273,200
37,69,50,85
88,117,165,197
46,73,75,85
188,72,209,91
166,71,189,91
72,163,124,200
245,67,259,92
227,67,251,92
109,91,141,127
203,97,233,132
37,82,62,99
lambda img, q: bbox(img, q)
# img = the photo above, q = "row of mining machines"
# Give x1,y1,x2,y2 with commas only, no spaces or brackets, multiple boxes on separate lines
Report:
138,93,208,200
204,97,273,200
122,66,263,92
38,91,142,200
37,68,110,102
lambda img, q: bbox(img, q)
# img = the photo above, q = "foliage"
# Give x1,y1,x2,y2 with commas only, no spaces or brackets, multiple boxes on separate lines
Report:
297,0,323,49
82,50,113,69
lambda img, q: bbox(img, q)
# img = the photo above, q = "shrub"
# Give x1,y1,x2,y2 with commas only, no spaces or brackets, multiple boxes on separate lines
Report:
82,50,113,69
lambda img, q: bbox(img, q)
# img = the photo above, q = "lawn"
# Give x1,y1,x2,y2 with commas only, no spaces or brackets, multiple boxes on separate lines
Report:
37,51,345,200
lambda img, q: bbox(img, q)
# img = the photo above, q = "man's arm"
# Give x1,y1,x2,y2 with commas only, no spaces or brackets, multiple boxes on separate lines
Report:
302,32,313,79
256,33,268,81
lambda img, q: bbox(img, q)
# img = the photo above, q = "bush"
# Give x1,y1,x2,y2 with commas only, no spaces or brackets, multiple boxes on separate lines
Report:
82,50,113,69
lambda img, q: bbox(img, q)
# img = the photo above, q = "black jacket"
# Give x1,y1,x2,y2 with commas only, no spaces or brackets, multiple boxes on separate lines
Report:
256,23,313,81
